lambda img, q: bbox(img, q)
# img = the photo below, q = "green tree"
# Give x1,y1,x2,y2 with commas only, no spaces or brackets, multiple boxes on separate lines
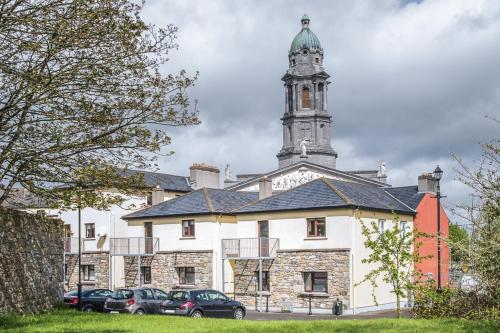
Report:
451,124,499,308
0,0,199,209
356,213,430,318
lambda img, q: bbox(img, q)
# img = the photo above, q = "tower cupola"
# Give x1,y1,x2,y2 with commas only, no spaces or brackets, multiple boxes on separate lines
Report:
277,15,337,169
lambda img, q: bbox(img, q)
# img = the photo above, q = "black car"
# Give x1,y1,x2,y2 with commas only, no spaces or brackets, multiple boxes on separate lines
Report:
160,289,245,319
63,289,113,312
103,287,169,314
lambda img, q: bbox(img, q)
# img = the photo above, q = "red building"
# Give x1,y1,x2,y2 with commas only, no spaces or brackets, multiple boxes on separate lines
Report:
386,173,449,285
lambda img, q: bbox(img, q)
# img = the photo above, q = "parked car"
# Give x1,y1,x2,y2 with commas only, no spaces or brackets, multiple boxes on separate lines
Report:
63,289,113,312
103,287,169,314
160,289,245,319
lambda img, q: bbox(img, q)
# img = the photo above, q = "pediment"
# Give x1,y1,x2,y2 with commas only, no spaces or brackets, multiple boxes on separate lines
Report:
227,162,385,192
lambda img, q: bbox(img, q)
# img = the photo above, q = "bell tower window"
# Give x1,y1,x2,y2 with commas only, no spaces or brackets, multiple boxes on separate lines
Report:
302,87,311,109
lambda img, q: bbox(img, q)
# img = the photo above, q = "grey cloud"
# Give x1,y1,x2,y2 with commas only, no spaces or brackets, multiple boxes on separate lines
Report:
144,0,500,214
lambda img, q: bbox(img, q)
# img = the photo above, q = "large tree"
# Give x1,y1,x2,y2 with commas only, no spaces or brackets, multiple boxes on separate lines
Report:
0,0,199,209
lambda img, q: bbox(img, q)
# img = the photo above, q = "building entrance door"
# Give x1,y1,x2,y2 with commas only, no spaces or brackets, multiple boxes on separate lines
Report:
144,222,153,254
258,221,269,257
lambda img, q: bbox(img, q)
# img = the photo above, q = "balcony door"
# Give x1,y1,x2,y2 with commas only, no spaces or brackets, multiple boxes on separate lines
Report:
144,222,153,254
258,221,269,257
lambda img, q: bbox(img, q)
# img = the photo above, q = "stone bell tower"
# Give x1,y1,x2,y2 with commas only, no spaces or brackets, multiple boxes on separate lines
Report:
277,15,338,169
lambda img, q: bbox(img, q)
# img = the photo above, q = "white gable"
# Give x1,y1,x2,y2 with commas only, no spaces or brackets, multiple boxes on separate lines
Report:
237,167,350,192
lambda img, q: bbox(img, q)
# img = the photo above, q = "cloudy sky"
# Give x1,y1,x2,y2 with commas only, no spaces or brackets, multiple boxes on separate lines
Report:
142,0,500,218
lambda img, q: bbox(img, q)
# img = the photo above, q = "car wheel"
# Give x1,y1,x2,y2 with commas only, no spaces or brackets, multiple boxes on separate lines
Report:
233,308,244,320
135,309,145,315
82,306,94,313
191,310,203,318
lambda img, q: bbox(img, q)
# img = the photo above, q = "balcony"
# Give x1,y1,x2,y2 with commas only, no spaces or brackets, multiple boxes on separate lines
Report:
222,238,279,259
109,237,159,256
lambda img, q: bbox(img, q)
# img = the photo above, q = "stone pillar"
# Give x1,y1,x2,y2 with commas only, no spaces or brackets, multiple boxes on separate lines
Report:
292,84,296,112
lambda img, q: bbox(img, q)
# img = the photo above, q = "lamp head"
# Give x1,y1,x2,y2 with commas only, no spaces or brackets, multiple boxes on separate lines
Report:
434,165,443,181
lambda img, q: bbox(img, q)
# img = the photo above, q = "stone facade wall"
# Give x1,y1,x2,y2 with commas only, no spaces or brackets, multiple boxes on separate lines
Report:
65,252,109,291
0,208,63,315
124,251,212,290
233,249,350,310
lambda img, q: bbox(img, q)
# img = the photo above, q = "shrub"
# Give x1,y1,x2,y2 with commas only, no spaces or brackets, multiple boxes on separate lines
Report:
413,285,499,320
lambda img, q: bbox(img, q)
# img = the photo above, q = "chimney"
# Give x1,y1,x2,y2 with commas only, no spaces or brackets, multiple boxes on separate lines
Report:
418,173,437,193
151,185,164,205
259,176,272,200
189,163,220,189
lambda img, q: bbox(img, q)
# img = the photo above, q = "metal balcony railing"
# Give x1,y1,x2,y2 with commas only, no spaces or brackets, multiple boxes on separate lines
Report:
222,238,279,259
109,237,159,256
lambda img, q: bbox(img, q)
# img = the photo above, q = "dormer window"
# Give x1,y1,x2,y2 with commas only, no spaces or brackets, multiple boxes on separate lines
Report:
302,87,311,109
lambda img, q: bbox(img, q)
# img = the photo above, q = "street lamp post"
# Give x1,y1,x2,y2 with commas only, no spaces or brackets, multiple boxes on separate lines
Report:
77,205,82,310
433,165,443,292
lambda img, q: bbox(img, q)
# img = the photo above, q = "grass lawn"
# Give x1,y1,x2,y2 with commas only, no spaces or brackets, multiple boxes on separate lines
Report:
0,309,498,333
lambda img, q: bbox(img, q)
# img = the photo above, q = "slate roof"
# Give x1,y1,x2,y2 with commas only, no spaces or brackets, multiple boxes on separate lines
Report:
236,178,415,214
384,186,425,210
122,170,192,193
123,188,258,219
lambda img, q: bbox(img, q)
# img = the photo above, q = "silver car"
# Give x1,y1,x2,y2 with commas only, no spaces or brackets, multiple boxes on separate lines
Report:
104,288,169,314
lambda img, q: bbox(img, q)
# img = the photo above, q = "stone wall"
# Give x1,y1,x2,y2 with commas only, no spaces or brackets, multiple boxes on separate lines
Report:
65,252,109,291
0,208,63,315
233,249,350,310
124,250,213,290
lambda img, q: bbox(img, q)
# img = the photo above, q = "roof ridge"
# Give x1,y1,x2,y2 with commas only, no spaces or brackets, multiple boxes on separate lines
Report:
233,178,326,212
320,178,353,205
202,188,214,212
383,189,416,212
122,188,204,219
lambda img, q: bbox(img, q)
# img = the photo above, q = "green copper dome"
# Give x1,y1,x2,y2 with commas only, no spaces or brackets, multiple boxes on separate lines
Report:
290,15,321,53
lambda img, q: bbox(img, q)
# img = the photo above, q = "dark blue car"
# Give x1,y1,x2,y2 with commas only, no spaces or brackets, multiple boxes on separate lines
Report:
64,288,113,312
160,289,245,319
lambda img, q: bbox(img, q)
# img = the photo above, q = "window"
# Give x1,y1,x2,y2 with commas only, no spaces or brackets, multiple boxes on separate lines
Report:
307,218,326,237
315,57,319,63
82,265,95,281
292,59,296,66
177,267,195,285
182,220,195,237
206,290,227,302
303,272,328,292
88,289,112,298
399,221,408,237
255,271,270,292
64,263,68,281
168,291,189,302
302,87,311,108
141,266,151,284
85,223,95,239
378,219,386,234
146,193,153,206
153,289,168,300
139,289,154,300
64,224,72,237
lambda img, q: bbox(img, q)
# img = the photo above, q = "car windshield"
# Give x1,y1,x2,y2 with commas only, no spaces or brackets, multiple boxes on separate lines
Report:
110,289,134,299
167,291,189,302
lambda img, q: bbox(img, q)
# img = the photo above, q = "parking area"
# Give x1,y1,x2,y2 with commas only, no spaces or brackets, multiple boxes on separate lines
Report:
245,308,411,321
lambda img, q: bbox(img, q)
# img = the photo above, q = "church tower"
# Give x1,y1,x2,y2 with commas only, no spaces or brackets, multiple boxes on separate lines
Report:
277,15,338,169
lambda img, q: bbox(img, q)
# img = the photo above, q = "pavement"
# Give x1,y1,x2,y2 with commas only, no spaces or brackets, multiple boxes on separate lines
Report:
245,308,411,321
